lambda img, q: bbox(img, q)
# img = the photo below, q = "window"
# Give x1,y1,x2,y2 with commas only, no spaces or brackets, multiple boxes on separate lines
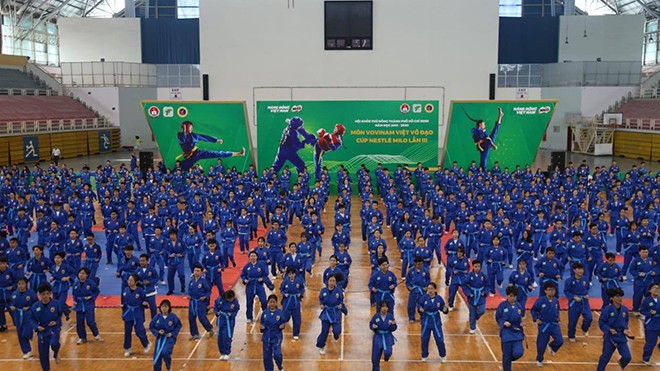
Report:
177,0,199,19
500,0,522,17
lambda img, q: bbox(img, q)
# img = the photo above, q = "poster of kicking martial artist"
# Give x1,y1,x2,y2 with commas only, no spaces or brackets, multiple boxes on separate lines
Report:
141,101,253,171
443,100,558,172
256,100,440,186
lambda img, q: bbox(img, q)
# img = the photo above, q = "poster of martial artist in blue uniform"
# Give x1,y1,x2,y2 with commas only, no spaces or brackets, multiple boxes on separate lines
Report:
141,101,253,171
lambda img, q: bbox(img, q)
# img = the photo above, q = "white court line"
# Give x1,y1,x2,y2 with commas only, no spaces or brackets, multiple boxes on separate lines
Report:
456,290,498,362
339,313,345,361
251,307,263,334
182,317,214,367
62,331,602,338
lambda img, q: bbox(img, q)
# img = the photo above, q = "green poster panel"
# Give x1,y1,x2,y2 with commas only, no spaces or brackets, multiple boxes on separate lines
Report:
444,100,558,171
141,101,254,171
256,100,439,182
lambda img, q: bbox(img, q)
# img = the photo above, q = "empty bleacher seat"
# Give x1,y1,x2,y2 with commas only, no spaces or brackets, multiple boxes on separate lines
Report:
614,99,660,120
0,96,97,123
0,68,41,89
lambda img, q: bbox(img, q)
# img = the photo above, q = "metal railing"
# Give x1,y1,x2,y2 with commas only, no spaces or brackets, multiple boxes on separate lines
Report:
0,117,113,136
60,62,201,88
498,61,642,88
0,87,59,96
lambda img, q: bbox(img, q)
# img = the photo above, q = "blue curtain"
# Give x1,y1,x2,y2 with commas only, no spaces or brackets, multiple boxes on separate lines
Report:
141,18,200,64
498,16,559,64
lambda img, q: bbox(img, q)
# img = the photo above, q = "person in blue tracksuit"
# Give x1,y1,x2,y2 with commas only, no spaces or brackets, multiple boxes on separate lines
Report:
165,229,186,295
535,246,562,295
640,283,659,366
531,282,563,366
176,120,245,171
597,253,625,310
496,286,525,371
202,239,225,296
71,267,103,344
0,256,19,332
28,283,69,370
121,274,152,357
316,274,348,355
266,221,287,277
280,268,305,339
184,225,204,271
49,251,74,310
466,260,488,334
241,251,274,323
447,247,469,310
406,257,430,322
26,245,52,292
149,299,183,371
283,243,306,283
597,288,632,371
418,282,449,362
370,301,398,371
369,258,398,312
507,259,534,317
631,246,655,314
83,233,102,280
221,220,238,268
260,294,286,371
563,262,592,342
10,277,37,359
486,236,506,296
214,290,240,360
188,264,214,339
137,254,160,319
237,208,251,254
116,244,139,299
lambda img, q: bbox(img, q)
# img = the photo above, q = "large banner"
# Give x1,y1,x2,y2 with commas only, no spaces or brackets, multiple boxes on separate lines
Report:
141,101,253,171
444,100,558,171
256,100,439,183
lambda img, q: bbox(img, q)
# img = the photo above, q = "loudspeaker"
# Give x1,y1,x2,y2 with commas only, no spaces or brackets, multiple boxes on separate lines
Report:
550,151,565,170
489,73,496,100
202,74,209,101
139,151,154,175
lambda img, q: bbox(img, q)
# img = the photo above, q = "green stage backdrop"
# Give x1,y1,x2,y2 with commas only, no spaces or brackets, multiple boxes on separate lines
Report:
256,100,439,181
444,100,558,171
141,101,253,171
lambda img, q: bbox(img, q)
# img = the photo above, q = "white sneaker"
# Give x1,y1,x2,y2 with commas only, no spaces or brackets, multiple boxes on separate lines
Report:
548,347,556,356
532,282,538,288
159,281,166,285
569,338,576,343
319,347,326,355
508,264,514,269
488,293,495,297
22,352,32,360
124,349,131,357
76,338,87,345
583,331,589,337
448,306,455,312
440,357,447,363
144,341,152,354
247,319,253,324
644,361,660,366
293,336,299,340
95,335,104,342
332,336,339,343
421,357,427,362
536,361,544,367
469,329,476,334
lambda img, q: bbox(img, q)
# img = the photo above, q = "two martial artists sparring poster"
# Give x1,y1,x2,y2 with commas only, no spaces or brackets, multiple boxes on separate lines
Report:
141,101,254,171
256,100,440,184
444,100,558,172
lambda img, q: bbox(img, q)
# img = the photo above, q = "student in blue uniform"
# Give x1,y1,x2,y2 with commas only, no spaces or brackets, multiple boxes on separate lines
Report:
596,288,632,371
280,268,305,340
121,274,152,357
531,282,563,366
316,274,348,355
0,256,18,333
535,246,562,296
260,294,285,371
116,244,139,297
564,262,592,342
370,301,398,371
29,283,69,370
241,251,274,323
418,282,449,362
369,258,398,312
26,245,52,292
10,277,37,359
214,289,240,361
597,253,625,310
466,260,488,334
507,259,534,317
71,267,103,344
137,254,160,319
149,299,183,371
188,264,214,340
447,247,469,311
631,246,655,315
49,251,74,310
83,233,102,280
496,286,525,371
406,256,430,323
202,238,224,296
640,283,659,366
165,229,186,295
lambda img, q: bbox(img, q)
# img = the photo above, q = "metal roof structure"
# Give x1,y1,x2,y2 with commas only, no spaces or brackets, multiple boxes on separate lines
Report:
0,0,129,19
586,0,660,18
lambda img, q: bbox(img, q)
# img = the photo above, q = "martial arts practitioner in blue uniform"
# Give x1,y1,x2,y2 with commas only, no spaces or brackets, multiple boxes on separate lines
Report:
0,256,18,333
83,233,102,280
369,258,398,313
137,254,160,319
531,282,564,366
280,268,305,340
418,282,449,362
71,267,103,344
597,253,625,310
188,264,214,340
149,299,182,371
640,282,660,366
596,288,632,371
176,120,245,171
10,277,37,359
49,251,74,310
370,301,398,370
467,107,504,172
564,262,592,342
447,246,469,311
496,286,525,371
241,251,274,324
121,274,152,357
507,258,534,317
260,294,285,371
406,256,430,322
466,260,488,334
271,116,317,173
317,274,348,355
26,245,51,292
28,283,69,370
165,229,186,295
214,289,240,361
202,238,224,296
631,246,655,315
